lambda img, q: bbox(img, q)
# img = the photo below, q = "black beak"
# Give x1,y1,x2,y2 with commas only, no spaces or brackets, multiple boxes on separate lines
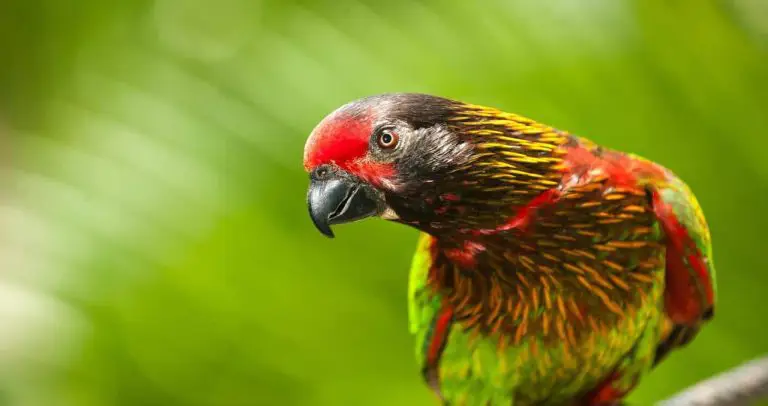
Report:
307,171,381,238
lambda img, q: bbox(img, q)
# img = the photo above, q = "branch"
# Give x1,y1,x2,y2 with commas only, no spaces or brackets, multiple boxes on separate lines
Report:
659,355,768,406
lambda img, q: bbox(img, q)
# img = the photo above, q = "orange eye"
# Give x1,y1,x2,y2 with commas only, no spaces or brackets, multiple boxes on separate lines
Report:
377,129,399,149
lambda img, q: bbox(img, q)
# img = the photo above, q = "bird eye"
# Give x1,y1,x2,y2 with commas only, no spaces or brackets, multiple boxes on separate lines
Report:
376,128,399,149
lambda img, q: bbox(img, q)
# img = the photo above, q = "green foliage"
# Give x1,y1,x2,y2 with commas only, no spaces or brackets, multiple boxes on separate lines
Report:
0,0,766,405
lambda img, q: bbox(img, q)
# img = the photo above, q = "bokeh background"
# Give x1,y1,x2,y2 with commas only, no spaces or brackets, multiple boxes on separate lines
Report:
1,0,767,405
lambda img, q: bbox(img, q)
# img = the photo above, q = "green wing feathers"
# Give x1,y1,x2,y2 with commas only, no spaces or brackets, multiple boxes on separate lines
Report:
650,174,716,323
409,233,439,339
645,167,717,365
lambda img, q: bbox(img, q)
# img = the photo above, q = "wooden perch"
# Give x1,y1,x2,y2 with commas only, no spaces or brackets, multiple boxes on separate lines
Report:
659,355,768,405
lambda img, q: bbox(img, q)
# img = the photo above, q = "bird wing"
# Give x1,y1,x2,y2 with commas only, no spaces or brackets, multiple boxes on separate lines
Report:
644,169,716,366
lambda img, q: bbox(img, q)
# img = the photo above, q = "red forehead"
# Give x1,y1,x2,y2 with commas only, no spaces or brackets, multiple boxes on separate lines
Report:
303,113,373,171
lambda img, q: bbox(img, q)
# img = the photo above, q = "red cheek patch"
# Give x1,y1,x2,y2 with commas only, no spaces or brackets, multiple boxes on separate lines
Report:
344,160,396,187
303,112,398,187
303,113,373,171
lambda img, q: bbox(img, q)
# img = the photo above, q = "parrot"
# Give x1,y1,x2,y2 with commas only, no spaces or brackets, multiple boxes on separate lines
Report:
302,93,716,406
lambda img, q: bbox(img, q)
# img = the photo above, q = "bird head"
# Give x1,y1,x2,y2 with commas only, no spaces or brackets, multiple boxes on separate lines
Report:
303,93,568,238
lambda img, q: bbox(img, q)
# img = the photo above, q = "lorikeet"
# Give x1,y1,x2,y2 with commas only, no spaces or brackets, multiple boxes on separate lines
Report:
303,93,716,406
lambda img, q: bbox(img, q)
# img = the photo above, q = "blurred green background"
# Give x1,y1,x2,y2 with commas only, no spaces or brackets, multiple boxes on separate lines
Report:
1,0,767,405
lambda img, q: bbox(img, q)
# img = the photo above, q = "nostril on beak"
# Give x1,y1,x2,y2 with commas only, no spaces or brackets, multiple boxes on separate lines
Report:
312,165,331,180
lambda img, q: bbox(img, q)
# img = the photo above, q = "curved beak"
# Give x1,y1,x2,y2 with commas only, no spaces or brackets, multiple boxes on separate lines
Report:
307,172,382,238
